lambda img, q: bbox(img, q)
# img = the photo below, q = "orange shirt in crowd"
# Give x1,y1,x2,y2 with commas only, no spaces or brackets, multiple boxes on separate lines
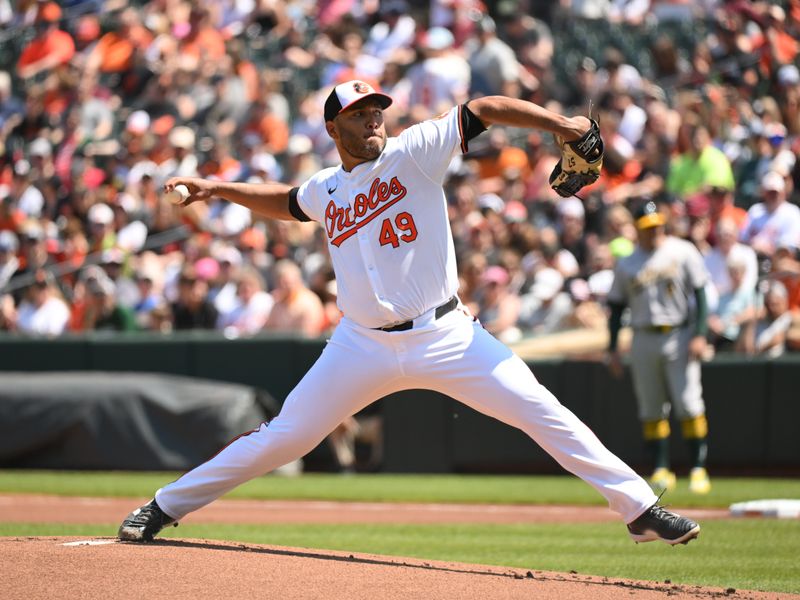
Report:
198,151,242,180
253,114,289,154
17,29,75,71
477,146,529,180
755,30,799,75
711,204,748,232
0,210,25,233
91,26,153,73
236,60,260,103
776,274,800,312
43,86,71,117
180,28,226,61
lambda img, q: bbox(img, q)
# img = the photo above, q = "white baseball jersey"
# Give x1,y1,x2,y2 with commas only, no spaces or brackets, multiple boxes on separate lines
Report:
295,107,466,328
608,236,708,328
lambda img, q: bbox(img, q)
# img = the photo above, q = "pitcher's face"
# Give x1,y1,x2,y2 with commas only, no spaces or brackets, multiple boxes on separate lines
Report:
329,99,387,162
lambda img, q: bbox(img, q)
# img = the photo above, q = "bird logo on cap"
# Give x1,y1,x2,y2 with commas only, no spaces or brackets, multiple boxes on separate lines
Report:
353,81,371,94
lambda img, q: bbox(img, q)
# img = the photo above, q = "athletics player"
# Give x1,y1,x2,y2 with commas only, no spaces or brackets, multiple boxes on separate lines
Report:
119,80,700,545
606,201,712,495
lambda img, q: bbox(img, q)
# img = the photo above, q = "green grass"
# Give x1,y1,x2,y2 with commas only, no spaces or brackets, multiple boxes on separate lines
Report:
2,520,798,593
2,471,800,593
2,470,799,508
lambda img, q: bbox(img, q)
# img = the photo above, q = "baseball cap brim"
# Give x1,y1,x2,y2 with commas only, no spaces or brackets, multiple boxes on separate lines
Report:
635,213,666,229
324,80,392,122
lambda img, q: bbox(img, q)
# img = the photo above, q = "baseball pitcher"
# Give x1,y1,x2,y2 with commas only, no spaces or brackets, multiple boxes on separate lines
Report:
119,80,700,545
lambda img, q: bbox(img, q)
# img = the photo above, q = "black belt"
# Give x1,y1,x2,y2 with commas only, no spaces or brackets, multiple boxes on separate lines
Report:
375,296,458,332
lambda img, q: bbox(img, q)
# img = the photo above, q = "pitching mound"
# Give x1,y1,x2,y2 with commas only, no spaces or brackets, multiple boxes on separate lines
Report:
1,497,781,599
1,536,787,600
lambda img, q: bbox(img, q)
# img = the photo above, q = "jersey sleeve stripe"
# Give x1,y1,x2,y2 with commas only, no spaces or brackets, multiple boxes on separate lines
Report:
288,187,312,222
457,104,467,154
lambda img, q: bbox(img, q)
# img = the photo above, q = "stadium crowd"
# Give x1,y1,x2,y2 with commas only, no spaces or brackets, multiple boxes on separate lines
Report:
0,0,799,357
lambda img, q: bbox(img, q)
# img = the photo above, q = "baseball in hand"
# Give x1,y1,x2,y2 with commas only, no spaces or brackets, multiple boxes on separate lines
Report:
164,184,190,205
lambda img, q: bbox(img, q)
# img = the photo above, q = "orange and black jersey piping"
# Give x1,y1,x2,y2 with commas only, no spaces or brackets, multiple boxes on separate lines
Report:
458,102,488,153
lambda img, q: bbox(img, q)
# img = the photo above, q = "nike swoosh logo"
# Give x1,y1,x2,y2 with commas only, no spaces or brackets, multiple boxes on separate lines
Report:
327,185,337,194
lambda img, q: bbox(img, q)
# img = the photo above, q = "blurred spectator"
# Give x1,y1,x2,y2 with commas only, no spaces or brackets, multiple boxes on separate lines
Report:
209,244,243,315
159,126,199,181
566,277,607,331
522,131,561,204
407,26,470,114
100,248,138,308
217,266,273,336
363,0,416,64
285,134,321,185
83,276,137,331
666,120,735,200
770,246,800,315
132,267,162,329
319,30,384,88
611,89,647,148
776,64,800,136
756,5,798,76
539,226,580,279
84,8,153,81
10,160,44,218
602,204,636,257
265,259,325,337
562,56,598,111
594,47,643,95
467,16,521,98
773,245,800,353
242,100,290,155
171,266,218,330
557,197,591,274
518,267,573,335
704,217,759,297
0,292,14,330
650,34,692,84
86,203,116,252
14,271,69,336
457,250,487,315
586,243,616,302
706,255,756,352
476,265,521,343
0,230,19,289
475,127,529,187
16,3,75,81
740,171,800,260
686,193,712,255
0,71,24,143
76,81,116,149
745,280,793,358
113,199,148,253
11,221,54,297
180,7,226,64
705,185,747,246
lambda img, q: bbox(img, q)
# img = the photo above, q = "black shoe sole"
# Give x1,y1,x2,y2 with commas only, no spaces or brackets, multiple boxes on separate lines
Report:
629,524,700,545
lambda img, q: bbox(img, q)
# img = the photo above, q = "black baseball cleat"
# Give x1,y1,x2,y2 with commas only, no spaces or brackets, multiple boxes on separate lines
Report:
118,499,178,542
627,504,700,545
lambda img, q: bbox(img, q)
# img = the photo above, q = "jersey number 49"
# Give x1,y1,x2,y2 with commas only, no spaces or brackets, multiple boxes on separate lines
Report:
379,212,418,248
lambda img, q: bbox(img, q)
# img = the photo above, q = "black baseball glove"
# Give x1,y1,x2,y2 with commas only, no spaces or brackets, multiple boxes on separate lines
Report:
548,119,604,197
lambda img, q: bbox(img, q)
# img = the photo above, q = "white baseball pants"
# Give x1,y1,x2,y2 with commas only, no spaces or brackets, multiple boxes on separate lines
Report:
156,309,657,523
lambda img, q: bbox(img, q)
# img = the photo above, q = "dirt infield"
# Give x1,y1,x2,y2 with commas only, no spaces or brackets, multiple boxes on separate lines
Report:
1,495,792,600
0,494,729,525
